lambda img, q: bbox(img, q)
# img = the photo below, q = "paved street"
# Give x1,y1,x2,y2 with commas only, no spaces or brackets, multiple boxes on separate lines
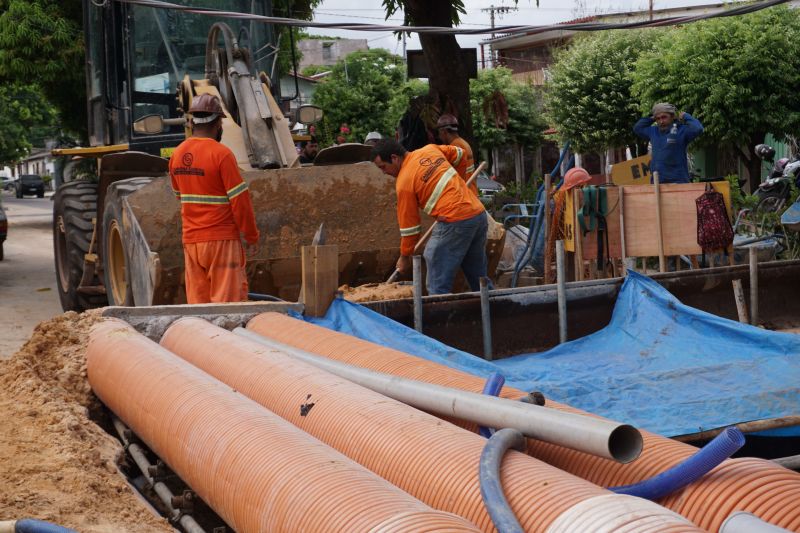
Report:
0,189,62,358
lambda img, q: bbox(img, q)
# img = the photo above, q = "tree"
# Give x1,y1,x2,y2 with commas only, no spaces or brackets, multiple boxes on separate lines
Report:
470,67,545,153
0,84,58,165
631,5,800,183
545,29,659,155
311,48,426,142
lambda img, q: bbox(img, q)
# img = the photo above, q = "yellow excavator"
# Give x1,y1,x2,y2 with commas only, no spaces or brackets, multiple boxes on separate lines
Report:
52,0,401,310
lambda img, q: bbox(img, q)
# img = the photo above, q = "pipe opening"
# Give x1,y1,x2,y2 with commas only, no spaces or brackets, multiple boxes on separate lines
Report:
608,424,643,464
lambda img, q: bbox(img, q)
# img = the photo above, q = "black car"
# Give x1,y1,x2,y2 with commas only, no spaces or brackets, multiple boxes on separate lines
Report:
0,195,6,260
15,174,45,198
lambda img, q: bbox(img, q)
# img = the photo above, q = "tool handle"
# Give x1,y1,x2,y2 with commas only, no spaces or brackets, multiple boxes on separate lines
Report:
412,161,488,255
386,269,400,283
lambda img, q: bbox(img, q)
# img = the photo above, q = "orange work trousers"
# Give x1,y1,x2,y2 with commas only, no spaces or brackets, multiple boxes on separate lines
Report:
183,239,248,304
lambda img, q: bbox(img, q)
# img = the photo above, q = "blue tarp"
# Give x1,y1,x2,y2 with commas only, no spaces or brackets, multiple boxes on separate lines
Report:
295,271,800,437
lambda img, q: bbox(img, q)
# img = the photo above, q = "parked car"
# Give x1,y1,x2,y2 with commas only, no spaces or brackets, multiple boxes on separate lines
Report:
0,195,6,260
0,176,13,192
15,174,45,198
475,170,505,206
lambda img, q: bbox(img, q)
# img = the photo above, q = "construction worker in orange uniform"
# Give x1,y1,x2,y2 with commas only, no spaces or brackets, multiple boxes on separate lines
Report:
371,139,489,295
169,94,260,304
436,113,478,197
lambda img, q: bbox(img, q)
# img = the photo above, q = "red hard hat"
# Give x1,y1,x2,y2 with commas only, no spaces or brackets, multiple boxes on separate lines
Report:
189,94,223,123
436,113,459,130
563,168,592,190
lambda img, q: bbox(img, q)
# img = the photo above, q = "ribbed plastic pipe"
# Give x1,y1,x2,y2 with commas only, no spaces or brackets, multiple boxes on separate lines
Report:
87,319,481,533
161,317,703,533
246,312,800,532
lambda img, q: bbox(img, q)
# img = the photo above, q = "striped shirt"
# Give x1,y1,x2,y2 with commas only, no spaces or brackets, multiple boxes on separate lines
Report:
169,137,260,245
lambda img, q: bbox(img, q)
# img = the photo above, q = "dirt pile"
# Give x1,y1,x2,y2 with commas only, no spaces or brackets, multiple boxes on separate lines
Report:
338,282,413,302
0,311,172,532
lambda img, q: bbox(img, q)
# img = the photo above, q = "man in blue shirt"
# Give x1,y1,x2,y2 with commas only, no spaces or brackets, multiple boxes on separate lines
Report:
633,103,704,183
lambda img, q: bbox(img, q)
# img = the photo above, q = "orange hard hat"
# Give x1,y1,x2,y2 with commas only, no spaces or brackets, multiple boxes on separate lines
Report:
436,113,459,130
189,94,223,123
563,168,592,190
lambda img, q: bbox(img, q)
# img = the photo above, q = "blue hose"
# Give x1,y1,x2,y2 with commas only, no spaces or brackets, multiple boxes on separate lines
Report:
609,426,745,500
478,372,506,438
510,142,571,287
479,428,526,533
14,519,78,533
247,292,285,302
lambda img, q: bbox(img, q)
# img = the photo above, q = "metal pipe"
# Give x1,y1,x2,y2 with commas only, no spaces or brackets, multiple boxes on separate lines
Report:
673,415,800,443
480,277,493,360
234,328,643,463
556,240,567,344
750,247,759,325
543,173,552,284
412,255,423,332
111,417,206,533
720,511,791,533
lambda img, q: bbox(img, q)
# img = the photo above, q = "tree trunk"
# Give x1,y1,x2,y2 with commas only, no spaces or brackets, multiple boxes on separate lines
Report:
405,1,473,146
735,132,766,194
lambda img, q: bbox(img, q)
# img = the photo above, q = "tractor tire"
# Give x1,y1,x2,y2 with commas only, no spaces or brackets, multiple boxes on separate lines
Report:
102,177,156,307
53,181,108,312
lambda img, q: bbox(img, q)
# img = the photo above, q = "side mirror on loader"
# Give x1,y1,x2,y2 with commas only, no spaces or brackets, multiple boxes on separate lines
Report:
296,105,324,125
133,115,186,134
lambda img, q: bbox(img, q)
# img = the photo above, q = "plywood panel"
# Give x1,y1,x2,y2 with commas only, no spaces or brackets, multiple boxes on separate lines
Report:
564,187,622,260
623,182,731,257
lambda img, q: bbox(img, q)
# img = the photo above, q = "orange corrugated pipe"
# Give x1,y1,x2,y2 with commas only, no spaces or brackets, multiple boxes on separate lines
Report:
162,317,703,533
246,312,800,532
87,319,481,533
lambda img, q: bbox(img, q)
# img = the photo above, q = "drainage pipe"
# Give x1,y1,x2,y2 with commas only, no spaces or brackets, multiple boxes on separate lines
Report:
235,327,642,463
0,520,77,533
479,429,526,533
244,312,800,532
609,426,745,500
88,319,481,533
166,318,700,533
720,512,792,533
110,417,206,533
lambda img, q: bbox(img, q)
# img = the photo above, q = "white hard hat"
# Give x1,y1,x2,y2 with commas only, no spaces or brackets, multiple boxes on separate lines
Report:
364,131,383,143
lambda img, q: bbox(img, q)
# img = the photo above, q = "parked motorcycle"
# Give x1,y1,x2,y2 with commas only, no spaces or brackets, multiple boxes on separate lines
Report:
753,144,800,212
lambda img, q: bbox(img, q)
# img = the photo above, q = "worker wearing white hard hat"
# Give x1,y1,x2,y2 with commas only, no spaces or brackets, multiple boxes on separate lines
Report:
364,131,383,146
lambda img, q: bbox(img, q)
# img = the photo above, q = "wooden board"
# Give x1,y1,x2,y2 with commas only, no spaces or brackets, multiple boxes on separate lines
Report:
564,186,622,260
301,244,339,317
611,154,651,186
623,182,731,257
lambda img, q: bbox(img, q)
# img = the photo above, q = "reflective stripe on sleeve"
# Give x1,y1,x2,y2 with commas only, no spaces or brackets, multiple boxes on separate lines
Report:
452,147,464,166
423,167,457,215
399,225,421,237
226,181,249,200
466,164,475,174
179,194,230,204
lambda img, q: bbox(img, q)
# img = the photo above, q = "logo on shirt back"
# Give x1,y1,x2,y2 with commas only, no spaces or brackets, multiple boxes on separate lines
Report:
182,153,194,166
419,157,445,182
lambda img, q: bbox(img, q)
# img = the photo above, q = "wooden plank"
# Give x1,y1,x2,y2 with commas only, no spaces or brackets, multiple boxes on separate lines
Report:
610,154,652,186
623,182,731,258
654,172,666,273
301,244,339,317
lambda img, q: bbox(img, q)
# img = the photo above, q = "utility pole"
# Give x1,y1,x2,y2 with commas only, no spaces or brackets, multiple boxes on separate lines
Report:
481,4,518,68
649,0,654,21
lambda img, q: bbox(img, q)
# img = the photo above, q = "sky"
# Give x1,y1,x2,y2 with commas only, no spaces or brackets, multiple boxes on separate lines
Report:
308,0,721,54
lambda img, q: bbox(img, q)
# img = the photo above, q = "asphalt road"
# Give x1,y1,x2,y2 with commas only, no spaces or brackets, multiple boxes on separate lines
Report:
0,189,62,358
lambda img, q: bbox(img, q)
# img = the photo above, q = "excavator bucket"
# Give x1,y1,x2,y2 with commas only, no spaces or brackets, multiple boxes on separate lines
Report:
116,163,401,305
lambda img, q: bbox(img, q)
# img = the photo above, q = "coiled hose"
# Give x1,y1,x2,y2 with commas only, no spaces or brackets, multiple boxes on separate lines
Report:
610,426,745,500
479,429,527,533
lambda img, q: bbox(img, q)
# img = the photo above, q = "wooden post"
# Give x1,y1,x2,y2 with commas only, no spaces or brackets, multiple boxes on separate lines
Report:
619,186,627,275
750,248,759,326
556,240,567,344
543,173,552,284
301,244,339,317
653,171,666,273
732,279,749,324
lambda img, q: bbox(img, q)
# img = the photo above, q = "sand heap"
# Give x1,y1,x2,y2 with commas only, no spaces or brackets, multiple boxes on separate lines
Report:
338,282,413,303
0,311,172,532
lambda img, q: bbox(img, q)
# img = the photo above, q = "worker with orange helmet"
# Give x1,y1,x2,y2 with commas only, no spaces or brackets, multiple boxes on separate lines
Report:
436,113,478,197
371,139,489,295
169,93,260,304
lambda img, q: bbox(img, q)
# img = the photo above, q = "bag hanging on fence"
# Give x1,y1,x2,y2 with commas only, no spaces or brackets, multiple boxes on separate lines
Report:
696,183,734,253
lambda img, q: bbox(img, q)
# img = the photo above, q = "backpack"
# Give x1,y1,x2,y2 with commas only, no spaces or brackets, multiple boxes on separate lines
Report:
696,184,734,252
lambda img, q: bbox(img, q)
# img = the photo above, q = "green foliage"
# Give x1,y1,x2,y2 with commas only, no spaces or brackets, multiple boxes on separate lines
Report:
631,5,800,151
545,29,659,153
311,48,426,143
470,67,546,150
301,65,333,77
726,174,758,213
273,1,324,76
0,83,58,165
0,0,84,135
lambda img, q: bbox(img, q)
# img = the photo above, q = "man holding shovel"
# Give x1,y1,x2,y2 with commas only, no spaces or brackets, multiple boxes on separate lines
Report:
371,139,488,295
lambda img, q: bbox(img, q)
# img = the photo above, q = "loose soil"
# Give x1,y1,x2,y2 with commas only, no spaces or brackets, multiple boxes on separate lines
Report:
0,310,173,532
339,282,413,302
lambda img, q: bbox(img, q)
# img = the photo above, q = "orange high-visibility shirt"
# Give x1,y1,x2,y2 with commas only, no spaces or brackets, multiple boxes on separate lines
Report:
449,136,479,196
396,144,485,256
169,137,260,245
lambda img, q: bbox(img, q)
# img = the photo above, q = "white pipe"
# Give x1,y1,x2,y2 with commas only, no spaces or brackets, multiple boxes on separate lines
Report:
234,327,643,463
545,494,693,533
720,511,791,533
